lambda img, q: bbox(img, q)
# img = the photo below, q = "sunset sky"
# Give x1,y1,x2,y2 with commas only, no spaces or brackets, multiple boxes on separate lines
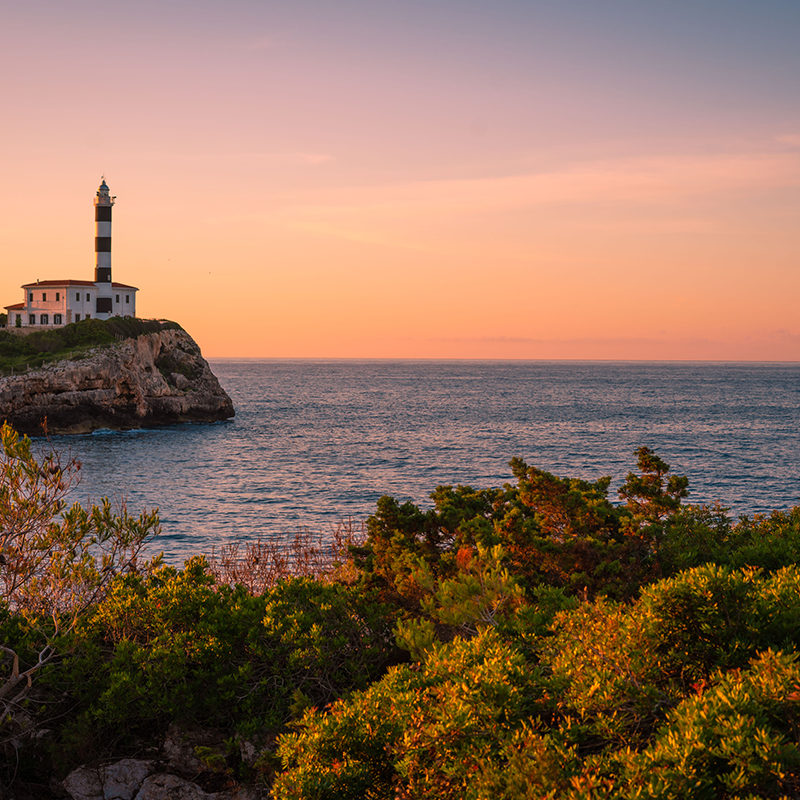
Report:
2,0,798,359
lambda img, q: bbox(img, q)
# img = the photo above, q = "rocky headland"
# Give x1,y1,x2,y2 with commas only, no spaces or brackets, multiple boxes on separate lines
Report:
0,327,234,435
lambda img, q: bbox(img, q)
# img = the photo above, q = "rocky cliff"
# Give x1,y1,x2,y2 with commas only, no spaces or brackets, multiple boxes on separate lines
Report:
0,328,234,435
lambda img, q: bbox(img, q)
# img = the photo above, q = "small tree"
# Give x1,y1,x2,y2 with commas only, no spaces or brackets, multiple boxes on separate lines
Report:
0,422,160,727
619,447,688,523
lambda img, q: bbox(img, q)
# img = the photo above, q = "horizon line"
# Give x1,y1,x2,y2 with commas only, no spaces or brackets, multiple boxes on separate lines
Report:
205,356,800,364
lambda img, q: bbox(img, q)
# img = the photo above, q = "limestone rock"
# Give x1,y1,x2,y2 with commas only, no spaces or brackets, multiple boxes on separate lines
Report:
133,773,216,800
62,766,102,800
63,759,154,800
63,760,263,800
102,759,156,800
0,328,234,435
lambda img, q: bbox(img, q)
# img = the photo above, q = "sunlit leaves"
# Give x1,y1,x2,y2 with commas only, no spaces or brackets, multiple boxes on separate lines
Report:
0,422,159,723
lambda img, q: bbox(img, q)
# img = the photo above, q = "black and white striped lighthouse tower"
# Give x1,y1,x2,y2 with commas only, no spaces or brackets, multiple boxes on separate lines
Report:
94,177,115,315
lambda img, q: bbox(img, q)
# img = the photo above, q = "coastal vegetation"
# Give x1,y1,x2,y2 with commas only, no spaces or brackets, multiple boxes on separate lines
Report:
0,317,182,374
2,425,800,796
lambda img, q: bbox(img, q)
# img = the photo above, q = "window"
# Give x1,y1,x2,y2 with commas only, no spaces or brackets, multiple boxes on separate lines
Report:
53,314,62,325
15,314,21,326
40,314,49,325
42,293,47,301
29,315,36,325
75,314,81,322
85,313,91,319
86,293,90,301
76,292,80,301
125,295,130,303
115,294,120,303
56,292,60,301
29,293,33,303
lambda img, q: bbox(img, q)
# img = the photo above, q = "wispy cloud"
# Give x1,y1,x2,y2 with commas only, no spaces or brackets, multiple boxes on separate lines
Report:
286,150,800,217
277,147,800,250
426,333,800,361
245,35,283,51
148,150,334,165
775,134,800,148
295,152,333,165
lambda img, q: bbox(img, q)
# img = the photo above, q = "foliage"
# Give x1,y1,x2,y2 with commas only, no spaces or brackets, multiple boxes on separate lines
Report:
618,446,689,524
540,564,800,749
260,577,399,713
274,629,554,800
276,562,800,799
638,564,800,687
49,561,398,767
356,450,696,605
652,503,734,574
0,317,182,373
620,649,800,799
724,507,800,571
0,423,159,736
5,438,800,799
394,544,525,658
543,597,661,747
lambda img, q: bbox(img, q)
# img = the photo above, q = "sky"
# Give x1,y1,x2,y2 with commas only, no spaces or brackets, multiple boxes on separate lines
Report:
1,0,799,359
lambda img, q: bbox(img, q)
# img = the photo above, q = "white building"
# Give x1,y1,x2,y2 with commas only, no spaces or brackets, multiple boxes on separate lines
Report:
6,279,138,328
4,179,138,328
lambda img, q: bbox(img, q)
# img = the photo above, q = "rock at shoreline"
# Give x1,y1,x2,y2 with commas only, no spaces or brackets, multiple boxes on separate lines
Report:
62,758,261,800
0,328,234,435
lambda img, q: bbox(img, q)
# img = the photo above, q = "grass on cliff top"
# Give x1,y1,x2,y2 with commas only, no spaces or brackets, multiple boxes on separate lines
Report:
0,317,183,375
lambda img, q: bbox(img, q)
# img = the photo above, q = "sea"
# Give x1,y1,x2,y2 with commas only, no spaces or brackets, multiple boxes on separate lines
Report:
40,360,800,564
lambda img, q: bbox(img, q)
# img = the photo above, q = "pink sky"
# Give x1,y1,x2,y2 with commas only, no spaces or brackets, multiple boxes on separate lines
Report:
1,0,799,359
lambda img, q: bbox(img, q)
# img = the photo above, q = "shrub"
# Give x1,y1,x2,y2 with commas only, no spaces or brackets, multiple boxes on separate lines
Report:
356,450,694,605
52,558,263,757
0,423,159,731
619,649,800,799
544,598,663,748
274,629,553,800
639,564,800,688
539,564,800,757
394,544,525,659
725,508,800,571
50,562,398,766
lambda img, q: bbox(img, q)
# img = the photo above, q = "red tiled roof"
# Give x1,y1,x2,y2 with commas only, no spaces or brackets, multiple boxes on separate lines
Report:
21,279,139,290
4,302,25,310
22,279,95,288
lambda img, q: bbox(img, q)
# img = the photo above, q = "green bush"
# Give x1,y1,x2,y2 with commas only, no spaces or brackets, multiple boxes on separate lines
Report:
274,629,553,800
657,504,800,576
354,449,720,609
543,597,662,748
47,559,397,768
639,564,800,687
619,649,800,799
261,578,399,716
726,508,800,571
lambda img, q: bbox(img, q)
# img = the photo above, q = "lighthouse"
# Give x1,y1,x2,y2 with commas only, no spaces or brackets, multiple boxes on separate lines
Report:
94,177,115,315
3,177,138,328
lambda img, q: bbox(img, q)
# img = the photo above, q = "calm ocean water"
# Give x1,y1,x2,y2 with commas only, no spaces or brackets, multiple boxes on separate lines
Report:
43,360,800,564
